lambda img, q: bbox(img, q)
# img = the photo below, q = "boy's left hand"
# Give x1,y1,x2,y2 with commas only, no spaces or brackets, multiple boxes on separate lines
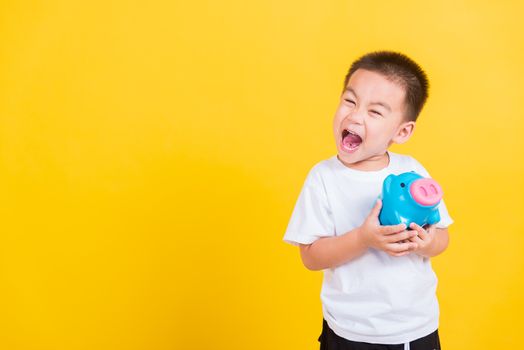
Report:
407,223,437,257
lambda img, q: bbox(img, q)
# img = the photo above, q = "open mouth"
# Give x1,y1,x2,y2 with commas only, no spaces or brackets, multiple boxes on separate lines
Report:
341,129,363,152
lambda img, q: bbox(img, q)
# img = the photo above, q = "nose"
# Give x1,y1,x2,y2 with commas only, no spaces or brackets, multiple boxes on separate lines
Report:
345,107,365,124
409,178,443,206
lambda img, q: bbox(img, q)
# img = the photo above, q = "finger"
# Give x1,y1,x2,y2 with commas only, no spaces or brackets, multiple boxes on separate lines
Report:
387,242,418,253
410,225,428,242
408,234,423,244
417,230,429,242
386,230,416,243
387,246,414,256
390,250,410,257
381,223,407,235
409,222,427,236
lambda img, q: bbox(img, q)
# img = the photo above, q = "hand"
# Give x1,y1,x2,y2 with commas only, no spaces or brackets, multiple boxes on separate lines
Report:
408,223,437,257
358,199,419,257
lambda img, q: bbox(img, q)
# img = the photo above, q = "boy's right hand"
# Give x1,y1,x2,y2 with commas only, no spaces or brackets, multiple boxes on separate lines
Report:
357,199,418,257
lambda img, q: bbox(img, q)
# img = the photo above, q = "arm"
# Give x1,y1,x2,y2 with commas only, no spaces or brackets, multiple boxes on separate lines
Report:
299,227,367,271
299,199,417,271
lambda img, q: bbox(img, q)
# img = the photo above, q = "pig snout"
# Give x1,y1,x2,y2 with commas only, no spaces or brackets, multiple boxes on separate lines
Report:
409,178,443,206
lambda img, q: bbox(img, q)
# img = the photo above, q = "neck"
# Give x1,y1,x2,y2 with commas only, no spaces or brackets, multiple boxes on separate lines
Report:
338,152,390,171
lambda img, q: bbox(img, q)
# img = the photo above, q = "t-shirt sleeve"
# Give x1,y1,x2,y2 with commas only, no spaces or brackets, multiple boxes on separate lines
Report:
282,167,335,247
409,157,454,229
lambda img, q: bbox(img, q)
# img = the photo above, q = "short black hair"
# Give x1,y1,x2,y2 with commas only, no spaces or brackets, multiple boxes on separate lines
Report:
343,51,429,122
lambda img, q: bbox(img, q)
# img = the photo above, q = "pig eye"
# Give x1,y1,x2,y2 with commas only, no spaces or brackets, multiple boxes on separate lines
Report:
400,183,406,188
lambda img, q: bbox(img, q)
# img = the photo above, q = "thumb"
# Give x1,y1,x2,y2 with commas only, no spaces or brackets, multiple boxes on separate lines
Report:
370,198,382,218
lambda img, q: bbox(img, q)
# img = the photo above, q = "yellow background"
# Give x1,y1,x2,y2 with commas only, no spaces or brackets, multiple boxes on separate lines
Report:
1,1,523,349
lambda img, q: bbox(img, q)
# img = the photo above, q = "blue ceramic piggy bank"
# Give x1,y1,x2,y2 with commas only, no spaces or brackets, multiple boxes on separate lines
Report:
378,171,443,229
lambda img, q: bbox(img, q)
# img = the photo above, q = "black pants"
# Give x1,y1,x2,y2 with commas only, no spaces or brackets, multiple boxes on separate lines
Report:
318,319,441,350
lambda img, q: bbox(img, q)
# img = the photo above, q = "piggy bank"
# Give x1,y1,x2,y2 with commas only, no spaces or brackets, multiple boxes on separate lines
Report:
378,171,443,229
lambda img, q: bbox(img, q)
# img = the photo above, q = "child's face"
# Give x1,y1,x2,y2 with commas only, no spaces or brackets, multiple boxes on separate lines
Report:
333,68,415,171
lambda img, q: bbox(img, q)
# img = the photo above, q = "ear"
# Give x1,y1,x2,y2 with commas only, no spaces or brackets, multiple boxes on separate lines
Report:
391,120,416,144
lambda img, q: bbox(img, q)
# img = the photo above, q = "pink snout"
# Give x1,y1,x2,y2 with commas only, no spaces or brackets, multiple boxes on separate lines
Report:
409,178,443,206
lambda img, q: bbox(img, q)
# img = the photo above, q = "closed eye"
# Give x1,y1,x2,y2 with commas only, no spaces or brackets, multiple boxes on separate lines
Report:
370,110,382,116
344,99,355,105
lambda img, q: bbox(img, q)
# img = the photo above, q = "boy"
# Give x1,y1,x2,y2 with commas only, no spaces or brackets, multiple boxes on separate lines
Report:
283,51,453,350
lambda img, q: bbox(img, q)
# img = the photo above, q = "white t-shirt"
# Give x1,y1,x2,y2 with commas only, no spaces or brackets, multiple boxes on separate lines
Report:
283,151,454,344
